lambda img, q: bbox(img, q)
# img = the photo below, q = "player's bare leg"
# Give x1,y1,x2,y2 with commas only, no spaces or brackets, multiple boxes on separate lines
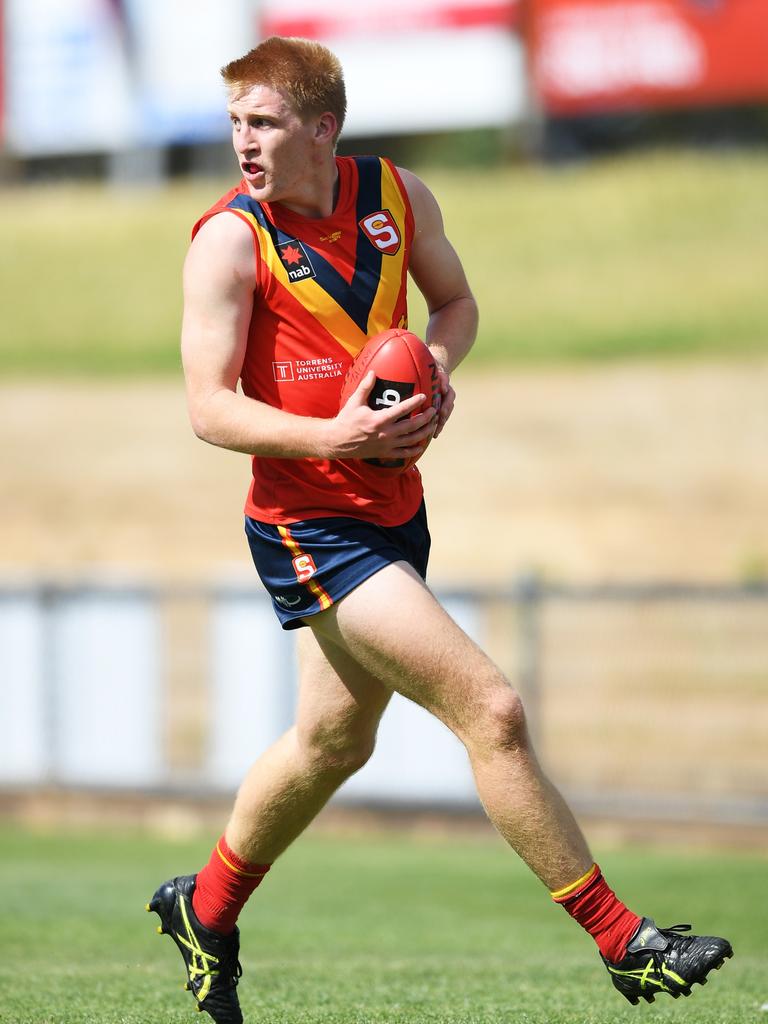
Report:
309,562,733,1001
147,630,393,1022
225,629,392,863
310,560,591,889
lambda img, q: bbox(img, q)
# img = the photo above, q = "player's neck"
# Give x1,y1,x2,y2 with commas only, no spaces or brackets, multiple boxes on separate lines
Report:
277,161,340,220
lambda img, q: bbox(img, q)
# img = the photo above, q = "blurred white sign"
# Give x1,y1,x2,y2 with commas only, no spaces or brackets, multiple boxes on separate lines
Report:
4,0,256,155
122,0,254,144
4,0,135,154
260,0,526,135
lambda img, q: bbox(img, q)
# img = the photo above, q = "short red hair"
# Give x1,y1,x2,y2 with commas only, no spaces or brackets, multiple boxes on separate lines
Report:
221,37,347,141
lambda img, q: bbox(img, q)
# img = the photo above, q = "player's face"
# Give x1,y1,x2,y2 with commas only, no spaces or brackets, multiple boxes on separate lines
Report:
228,85,321,208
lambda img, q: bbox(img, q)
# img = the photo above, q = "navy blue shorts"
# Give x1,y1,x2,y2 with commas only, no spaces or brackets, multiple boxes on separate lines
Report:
245,502,431,629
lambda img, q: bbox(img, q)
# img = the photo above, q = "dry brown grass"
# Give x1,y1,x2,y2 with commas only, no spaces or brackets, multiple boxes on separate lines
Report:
2,359,767,584
2,364,765,831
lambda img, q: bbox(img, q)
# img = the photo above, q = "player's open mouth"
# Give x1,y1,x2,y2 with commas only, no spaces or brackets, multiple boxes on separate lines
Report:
242,161,264,177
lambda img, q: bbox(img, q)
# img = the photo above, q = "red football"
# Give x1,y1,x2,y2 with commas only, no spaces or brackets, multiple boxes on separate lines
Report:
339,328,441,471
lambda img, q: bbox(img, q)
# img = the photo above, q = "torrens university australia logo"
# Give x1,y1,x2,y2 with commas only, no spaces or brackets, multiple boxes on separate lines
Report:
278,239,316,282
273,357,344,383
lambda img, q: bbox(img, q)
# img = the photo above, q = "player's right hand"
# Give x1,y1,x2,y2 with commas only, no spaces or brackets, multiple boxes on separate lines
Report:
327,372,437,461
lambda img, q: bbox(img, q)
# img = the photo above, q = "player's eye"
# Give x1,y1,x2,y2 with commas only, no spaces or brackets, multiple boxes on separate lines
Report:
230,116,241,128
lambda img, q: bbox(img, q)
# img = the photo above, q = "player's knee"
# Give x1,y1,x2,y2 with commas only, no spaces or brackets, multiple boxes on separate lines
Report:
470,686,528,757
299,719,376,777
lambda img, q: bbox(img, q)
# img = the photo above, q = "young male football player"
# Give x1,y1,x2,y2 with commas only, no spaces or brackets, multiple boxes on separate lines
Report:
147,35,732,1024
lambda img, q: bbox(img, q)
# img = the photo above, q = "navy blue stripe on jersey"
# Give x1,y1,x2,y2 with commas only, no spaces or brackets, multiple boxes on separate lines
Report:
350,156,384,331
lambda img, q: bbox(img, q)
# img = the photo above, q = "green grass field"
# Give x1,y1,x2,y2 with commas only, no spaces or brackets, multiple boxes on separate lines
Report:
1,149,766,374
0,824,764,1023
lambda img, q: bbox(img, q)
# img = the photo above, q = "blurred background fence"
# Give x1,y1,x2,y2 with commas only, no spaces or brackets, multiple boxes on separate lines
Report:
2,579,766,828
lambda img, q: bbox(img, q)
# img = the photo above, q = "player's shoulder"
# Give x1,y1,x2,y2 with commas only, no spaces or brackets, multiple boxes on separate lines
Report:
393,167,443,230
185,208,256,287
394,166,429,198
191,181,257,250
189,206,254,261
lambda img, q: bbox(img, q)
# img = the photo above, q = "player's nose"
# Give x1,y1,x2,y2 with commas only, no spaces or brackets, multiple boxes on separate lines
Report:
236,127,259,156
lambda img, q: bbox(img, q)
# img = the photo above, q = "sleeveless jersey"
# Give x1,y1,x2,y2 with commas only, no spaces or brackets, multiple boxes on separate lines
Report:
192,156,424,527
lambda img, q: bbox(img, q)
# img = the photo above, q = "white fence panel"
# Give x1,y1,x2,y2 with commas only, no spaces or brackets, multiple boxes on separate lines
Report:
209,593,296,789
53,592,161,785
0,594,47,783
4,580,761,826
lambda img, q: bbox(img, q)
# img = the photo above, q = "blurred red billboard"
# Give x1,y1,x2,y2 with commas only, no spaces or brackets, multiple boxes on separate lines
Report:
526,0,768,114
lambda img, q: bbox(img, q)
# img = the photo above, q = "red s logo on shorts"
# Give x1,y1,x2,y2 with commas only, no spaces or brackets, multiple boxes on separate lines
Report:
292,553,318,583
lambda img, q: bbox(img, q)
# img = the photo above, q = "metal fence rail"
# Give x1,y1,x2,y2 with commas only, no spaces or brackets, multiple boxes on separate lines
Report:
1,579,766,826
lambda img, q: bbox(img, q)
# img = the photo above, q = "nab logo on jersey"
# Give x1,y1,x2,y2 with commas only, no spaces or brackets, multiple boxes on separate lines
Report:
278,240,317,283
359,210,401,255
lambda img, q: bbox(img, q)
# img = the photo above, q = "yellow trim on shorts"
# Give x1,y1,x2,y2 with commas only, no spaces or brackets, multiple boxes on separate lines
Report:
277,526,334,611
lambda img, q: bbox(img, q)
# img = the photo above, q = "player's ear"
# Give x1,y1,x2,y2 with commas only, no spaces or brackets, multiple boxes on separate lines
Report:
315,112,337,145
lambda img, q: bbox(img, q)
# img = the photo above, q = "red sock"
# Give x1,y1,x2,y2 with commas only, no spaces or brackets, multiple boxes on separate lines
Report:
192,834,271,935
551,864,642,963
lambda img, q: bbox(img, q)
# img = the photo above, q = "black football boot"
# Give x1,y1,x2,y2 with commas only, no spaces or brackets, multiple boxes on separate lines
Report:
146,874,243,1023
603,917,733,1004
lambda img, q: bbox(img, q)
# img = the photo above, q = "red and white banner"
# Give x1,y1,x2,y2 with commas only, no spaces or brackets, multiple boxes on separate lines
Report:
259,0,526,135
527,0,768,115
262,1,520,38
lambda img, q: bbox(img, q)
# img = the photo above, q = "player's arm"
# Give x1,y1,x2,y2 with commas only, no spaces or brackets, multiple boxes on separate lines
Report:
399,168,479,435
181,213,436,461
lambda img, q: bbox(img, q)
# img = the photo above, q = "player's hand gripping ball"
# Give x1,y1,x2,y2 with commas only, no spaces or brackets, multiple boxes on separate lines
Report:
339,328,441,471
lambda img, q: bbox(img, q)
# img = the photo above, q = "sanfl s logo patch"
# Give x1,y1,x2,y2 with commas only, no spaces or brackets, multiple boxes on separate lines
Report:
359,210,401,255
292,553,317,584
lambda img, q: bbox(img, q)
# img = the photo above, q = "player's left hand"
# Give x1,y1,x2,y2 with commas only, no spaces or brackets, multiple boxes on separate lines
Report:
433,367,455,438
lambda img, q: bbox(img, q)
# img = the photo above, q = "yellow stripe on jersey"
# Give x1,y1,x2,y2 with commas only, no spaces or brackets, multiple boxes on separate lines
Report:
365,161,409,337
233,210,369,359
